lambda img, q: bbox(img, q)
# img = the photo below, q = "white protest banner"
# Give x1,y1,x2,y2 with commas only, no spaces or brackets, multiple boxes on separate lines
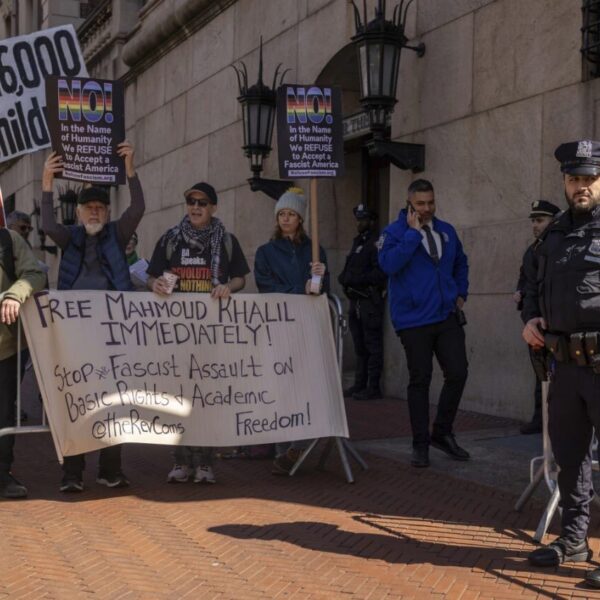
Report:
21,291,349,459
0,25,88,162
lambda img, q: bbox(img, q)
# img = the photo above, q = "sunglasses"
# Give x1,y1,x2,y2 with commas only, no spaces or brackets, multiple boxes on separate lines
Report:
17,225,33,233
186,198,210,207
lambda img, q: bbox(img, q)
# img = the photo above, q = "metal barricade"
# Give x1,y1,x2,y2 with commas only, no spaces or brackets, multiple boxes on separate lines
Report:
515,379,600,541
287,293,368,483
0,321,51,446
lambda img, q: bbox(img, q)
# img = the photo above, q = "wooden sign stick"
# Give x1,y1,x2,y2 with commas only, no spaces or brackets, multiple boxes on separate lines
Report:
309,177,321,294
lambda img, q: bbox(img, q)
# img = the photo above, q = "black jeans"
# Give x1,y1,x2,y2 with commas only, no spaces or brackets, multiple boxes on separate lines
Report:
398,314,468,447
0,353,18,472
63,446,122,478
548,362,600,543
348,298,384,389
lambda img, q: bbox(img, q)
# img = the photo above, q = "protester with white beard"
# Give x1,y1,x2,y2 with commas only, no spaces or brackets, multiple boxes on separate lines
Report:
41,141,144,493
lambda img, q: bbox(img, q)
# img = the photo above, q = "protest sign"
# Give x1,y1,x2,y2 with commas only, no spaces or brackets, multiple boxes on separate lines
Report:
277,84,345,179
0,186,5,227
21,291,348,459
45,76,126,184
0,25,88,163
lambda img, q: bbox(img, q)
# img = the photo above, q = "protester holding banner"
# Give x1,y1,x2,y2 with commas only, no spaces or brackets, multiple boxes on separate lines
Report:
41,140,144,492
147,181,250,484
0,228,46,498
254,187,328,474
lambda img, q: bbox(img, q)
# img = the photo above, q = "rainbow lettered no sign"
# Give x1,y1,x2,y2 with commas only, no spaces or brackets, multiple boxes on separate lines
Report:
277,84,344,179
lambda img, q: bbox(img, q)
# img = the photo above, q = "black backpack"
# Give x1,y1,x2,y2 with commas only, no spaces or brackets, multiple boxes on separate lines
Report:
0,228,16,283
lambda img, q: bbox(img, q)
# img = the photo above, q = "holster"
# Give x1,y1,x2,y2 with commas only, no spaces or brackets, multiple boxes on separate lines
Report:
530,348,550,382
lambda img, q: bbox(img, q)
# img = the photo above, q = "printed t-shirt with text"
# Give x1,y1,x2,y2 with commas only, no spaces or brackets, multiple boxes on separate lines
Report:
147,233,250,293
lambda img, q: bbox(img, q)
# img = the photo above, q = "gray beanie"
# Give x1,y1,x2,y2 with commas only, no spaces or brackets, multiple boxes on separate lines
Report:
275,187,306,219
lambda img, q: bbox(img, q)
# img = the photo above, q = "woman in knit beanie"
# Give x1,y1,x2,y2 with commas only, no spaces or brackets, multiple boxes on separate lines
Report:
261,187,328,291
254,187,328,473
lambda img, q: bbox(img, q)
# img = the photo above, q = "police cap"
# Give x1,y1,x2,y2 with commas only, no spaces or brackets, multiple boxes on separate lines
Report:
554,140,600,176
529,200,560,219
353,203,377,220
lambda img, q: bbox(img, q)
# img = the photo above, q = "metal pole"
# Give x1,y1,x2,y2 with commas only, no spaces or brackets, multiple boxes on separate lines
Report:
16,316,21,427
514,464,544,512
534,486,561,542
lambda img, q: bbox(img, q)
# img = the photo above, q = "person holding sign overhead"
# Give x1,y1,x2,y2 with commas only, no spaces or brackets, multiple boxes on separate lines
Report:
146,181,250,484
41,140,144,493
254,187,328,474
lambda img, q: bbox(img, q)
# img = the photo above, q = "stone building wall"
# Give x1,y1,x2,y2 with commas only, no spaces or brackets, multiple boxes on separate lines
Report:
0,0,597,419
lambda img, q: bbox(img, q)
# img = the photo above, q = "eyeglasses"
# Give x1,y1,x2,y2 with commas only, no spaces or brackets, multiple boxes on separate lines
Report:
17,224,33,233
186,198,210,207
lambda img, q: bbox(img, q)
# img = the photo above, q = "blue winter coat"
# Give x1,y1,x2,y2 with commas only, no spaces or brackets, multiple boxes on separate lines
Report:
254,237,329,294
378,210,469,331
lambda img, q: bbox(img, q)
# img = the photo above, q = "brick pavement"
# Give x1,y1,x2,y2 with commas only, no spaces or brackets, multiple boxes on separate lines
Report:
345,398,520,441
2,427,600,600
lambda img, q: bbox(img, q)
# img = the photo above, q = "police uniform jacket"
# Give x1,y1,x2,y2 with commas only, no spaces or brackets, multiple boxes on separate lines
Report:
338,230,386,300
522,206,600,334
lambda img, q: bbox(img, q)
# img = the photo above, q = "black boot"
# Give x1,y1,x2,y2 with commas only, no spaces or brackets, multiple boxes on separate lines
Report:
0,472,27,499
528,537,591,567
411,446,429,468
585,566,600,588
343,383,366,397
352,387,383,401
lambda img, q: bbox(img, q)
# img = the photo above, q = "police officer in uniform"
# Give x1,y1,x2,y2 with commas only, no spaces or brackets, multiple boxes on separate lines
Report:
522,140,600,586
514,200,561,434
338,204,386,400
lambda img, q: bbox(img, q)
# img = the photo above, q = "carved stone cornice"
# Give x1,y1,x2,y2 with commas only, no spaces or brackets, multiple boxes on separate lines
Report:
120,0,237,83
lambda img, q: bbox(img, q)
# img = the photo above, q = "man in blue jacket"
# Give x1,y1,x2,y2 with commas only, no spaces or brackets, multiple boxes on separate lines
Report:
378,179,469,468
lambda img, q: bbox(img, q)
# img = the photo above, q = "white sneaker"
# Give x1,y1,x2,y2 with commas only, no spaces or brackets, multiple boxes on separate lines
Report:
167,464,192,483
193,465,216,484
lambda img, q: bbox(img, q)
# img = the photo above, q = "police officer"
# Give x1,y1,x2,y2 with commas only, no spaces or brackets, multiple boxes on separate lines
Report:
338,203,386,400
514,200,561,434
522,140,600,586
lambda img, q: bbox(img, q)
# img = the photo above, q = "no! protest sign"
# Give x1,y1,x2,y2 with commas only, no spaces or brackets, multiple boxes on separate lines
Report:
45,75,126,185
277,84,345,179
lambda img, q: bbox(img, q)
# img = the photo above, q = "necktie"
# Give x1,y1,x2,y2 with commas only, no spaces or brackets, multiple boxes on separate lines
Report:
422,225,439,264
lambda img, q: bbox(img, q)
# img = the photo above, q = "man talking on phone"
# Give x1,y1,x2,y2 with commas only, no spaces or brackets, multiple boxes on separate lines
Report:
378,179,470,468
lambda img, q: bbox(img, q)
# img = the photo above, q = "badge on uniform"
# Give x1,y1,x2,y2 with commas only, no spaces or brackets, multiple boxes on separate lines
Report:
577,140,593,158
355,245,363,254
589,239,600,256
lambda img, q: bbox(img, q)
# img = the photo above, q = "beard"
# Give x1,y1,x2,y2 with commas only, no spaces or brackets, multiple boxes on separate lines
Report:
566,189,600,213
84,222,104,236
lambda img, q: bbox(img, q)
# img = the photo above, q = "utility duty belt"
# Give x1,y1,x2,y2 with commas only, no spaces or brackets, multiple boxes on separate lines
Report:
545,332,600,372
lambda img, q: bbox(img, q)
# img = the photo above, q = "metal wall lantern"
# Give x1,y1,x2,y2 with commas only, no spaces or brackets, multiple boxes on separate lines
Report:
352,0,426,172
57,186,78,226
233,39,291,200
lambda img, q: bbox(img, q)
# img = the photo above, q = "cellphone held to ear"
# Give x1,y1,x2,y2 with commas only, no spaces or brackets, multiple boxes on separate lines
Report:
407,201,421,223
